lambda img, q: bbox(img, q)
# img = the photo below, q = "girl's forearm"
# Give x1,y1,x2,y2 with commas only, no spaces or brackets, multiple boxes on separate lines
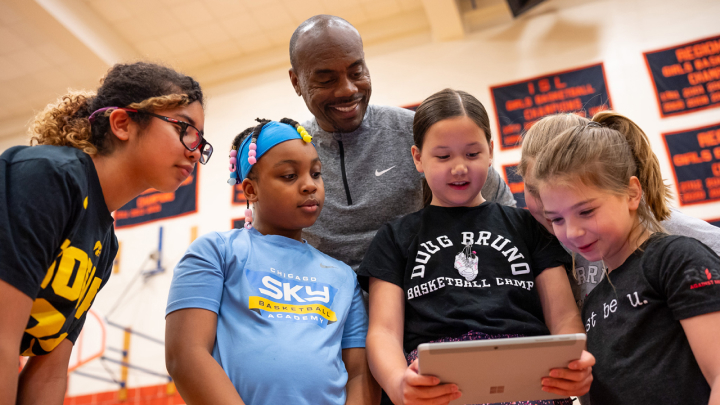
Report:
17,362,67,405
0,354,19,405
551,312,585,335
709,375,720,405
16,338,73,405
169,348,245,405
366,330,409,404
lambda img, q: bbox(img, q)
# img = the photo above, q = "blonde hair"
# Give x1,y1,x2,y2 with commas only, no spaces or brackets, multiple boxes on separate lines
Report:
534,111,671,236
28,62,203,155
517,113,589,179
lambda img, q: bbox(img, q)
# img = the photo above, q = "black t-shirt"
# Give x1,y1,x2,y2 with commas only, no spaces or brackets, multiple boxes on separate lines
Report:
357,202,570,353
0,145,117,356
582,234,720,405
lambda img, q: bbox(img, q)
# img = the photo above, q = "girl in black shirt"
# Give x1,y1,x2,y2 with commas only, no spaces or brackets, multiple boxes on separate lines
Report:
359,89,594,405
534,112,720,405
0,62,212,404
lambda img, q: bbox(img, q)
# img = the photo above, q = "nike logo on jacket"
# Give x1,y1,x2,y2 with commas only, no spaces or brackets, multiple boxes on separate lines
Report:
375,166,396,176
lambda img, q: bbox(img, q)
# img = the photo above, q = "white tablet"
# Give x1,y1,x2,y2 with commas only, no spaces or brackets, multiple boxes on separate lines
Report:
417,333,586,405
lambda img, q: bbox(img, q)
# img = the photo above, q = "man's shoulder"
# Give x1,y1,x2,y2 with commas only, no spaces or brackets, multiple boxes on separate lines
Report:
366,104,414,125
663,209,720,255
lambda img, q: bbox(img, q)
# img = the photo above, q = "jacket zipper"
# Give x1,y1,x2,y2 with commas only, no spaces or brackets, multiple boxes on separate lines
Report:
337,140,353,205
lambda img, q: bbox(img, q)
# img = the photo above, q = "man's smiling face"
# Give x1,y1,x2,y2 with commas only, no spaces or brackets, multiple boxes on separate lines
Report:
290,25,371,133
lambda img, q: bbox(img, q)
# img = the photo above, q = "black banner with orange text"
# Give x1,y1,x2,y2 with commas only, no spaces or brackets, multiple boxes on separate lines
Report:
115,167,198,228
501,164,526,209
232,183,247,206
232,218,246,229
490,63,612,150
662,122,720,206
644,35,720,117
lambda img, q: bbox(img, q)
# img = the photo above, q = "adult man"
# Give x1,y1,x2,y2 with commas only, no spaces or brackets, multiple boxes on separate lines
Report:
289,15,515,270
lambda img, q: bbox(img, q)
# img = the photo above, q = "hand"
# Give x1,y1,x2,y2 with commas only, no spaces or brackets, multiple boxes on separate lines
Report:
396,359,462,405
541,350,595,397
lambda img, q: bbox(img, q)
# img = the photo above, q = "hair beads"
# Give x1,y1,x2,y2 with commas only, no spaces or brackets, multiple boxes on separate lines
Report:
227,147,238,185
297,125,312,143
244,206,253,229
248,143,257,164
226,118,316,230
227,118,311,186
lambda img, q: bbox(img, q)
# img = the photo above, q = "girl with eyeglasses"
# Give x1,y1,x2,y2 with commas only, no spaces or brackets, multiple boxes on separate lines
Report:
0,61,211,405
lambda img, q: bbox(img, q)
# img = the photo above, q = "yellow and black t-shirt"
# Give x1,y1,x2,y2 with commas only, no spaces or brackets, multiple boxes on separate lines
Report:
0,145,117,356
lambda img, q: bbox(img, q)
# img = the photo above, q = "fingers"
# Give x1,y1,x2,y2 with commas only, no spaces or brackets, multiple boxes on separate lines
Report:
542,365,593,397
568,350,596,370
406,360,439,387
545,366,592,382
403,385,462,405
403,360,463,404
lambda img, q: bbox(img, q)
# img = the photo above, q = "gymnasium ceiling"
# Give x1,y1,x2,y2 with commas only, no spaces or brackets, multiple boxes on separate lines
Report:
0,0,578,140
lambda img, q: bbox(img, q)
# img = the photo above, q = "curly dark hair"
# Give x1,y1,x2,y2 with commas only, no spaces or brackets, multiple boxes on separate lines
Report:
30,62,204,155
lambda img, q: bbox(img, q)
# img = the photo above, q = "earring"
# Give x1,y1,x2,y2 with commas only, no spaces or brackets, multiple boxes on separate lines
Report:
244,201,253,230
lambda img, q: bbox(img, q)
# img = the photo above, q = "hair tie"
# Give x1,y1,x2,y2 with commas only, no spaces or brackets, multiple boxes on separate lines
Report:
88,106,138,124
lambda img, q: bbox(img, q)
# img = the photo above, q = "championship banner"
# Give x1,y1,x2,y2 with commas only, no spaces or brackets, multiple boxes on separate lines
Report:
115,167,198,228
490,63,612,150
662,122,720,206
231,218,246,229
644,35,720,117
501,164,526,209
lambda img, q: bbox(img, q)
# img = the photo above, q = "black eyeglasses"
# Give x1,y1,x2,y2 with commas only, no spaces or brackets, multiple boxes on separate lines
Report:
122,108,213,164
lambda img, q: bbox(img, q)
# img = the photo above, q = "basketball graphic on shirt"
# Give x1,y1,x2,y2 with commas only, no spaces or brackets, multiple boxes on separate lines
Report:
454,243,478,281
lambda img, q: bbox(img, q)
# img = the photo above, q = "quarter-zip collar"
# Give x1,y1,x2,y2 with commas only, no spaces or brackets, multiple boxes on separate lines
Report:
306,107,375,206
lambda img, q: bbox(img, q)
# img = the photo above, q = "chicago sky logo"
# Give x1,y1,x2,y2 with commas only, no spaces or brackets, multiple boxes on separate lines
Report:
245,269,338,328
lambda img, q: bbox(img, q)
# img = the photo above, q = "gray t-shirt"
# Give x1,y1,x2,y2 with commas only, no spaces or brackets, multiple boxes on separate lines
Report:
569,208,720,308
303,104,516,270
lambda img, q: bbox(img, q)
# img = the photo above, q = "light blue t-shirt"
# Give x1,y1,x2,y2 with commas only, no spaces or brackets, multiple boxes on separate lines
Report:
166,228,368,405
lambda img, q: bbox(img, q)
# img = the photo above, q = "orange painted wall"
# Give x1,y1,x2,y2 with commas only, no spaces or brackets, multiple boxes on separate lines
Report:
63,384,184,405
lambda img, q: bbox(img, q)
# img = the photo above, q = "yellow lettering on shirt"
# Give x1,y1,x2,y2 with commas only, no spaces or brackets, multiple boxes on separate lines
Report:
52,246,88,301
41,239,72,289
74,261,97,310
25,298,66,338
75,277,102,319
37,333,68,352
248,296,337,322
